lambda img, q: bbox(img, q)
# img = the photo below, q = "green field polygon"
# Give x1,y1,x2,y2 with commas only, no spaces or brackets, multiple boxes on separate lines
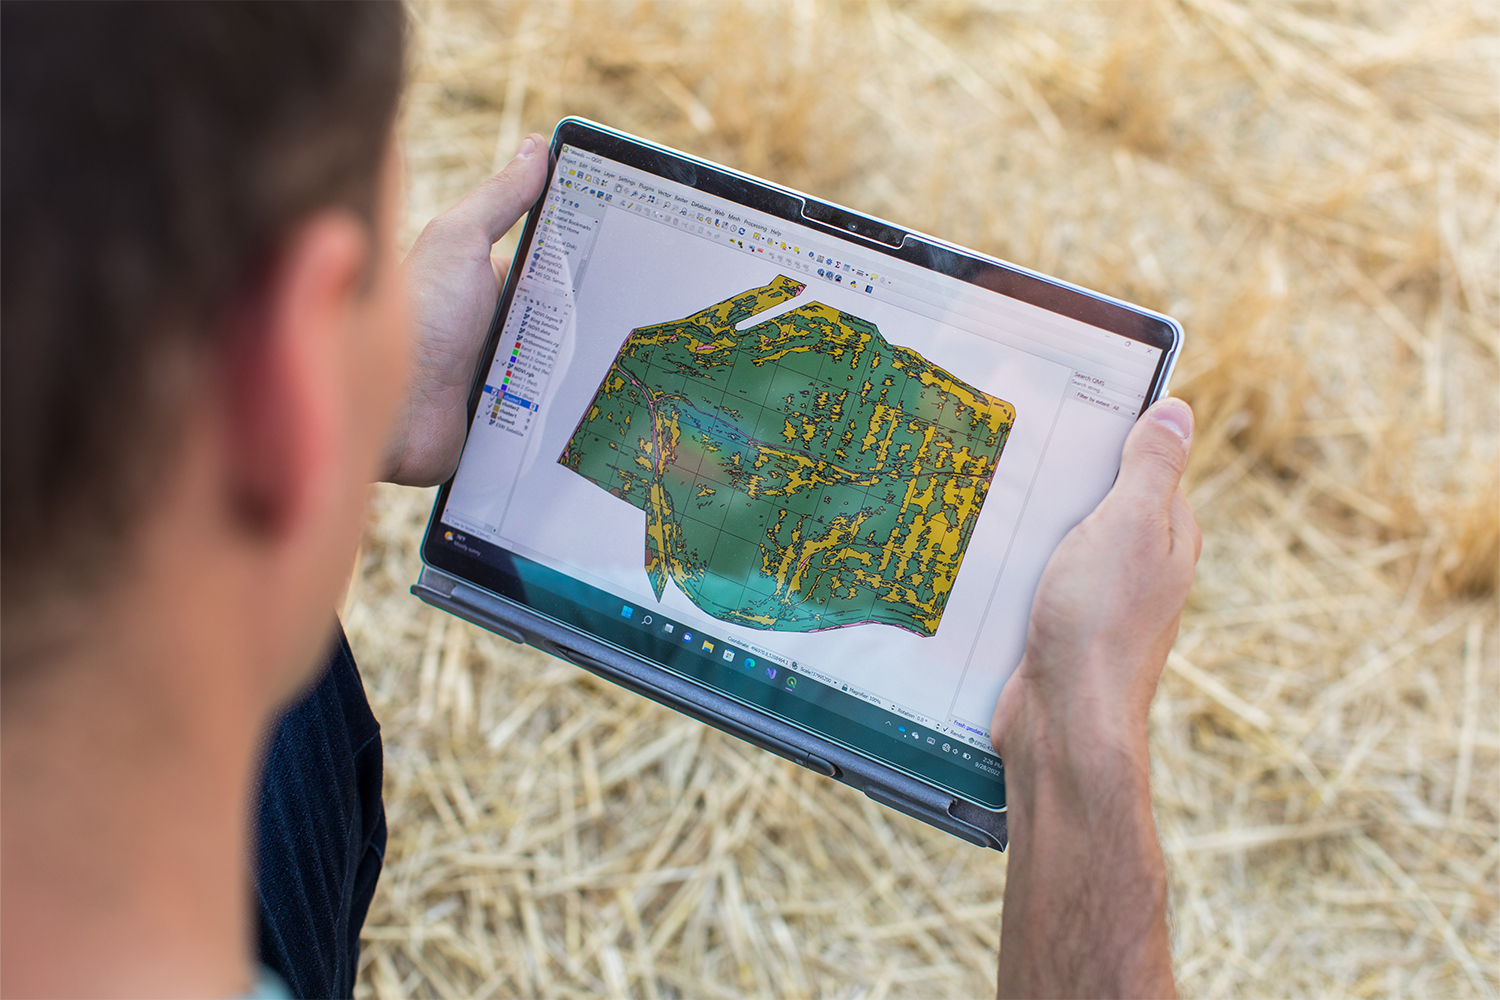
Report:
558,275,1017,636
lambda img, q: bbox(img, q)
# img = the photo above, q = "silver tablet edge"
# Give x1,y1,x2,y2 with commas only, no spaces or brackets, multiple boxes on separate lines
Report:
412,565,1009,851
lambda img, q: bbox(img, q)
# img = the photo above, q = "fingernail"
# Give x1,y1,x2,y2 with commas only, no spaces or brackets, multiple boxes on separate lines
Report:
515,135,539,159
1151,398,1193,442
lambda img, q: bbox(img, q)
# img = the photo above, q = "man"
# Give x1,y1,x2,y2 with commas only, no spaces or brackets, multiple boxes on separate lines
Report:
1,4,1197,997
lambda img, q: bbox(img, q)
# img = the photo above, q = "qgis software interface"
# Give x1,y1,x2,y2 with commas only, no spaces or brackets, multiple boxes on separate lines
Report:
438,144,1164,784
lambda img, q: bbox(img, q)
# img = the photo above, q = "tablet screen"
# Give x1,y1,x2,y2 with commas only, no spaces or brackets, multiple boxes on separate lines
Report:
425,128,1174,808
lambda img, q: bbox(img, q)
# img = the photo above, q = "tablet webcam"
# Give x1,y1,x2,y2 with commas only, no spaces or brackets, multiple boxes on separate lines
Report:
801,198,906,249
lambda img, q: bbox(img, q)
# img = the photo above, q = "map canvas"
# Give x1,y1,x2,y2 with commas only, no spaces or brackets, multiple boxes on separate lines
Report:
560,276,1016,637
479,209,1073,726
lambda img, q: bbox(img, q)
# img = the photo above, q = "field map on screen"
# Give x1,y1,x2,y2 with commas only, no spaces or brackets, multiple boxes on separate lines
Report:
558,275,1017,636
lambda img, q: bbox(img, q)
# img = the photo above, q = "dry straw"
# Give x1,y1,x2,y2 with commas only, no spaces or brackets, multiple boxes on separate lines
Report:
348,2,1499,996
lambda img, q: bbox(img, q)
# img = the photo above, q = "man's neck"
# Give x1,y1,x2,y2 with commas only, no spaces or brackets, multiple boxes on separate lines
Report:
2,591,261,999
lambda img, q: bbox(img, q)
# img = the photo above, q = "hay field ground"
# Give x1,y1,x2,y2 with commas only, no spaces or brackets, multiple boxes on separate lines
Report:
346,2,1500,996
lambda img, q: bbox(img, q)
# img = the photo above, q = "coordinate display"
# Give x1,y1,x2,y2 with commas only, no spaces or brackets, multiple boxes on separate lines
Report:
559,276,1016,636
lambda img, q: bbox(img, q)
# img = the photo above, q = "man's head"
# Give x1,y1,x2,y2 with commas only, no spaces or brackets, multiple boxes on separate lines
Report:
2,8,417,992
2,1,408,696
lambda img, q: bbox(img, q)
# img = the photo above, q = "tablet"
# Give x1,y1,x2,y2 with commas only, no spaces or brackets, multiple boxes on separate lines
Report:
413,118,1182,850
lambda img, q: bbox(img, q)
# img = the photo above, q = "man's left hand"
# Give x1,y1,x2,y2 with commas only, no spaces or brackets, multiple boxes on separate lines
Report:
383,133,549,486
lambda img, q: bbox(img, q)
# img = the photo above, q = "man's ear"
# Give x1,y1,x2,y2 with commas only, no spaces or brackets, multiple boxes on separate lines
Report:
219,213,368,541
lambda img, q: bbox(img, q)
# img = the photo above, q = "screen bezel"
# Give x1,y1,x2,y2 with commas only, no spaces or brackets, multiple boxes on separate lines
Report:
419,118,1183,811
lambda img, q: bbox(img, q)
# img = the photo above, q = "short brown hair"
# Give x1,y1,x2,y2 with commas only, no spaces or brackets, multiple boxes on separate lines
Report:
2,1,405,599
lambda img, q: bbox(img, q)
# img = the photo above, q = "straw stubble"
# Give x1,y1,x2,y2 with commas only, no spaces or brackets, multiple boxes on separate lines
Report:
352,2,1499,996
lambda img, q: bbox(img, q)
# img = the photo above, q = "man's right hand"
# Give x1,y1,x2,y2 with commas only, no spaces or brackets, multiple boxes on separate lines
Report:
993,396,1200,765
991,397,1199,1000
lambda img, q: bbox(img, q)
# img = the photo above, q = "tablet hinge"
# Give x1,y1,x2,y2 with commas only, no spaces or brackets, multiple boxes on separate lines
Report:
865,785,1004,850
417,567,458,597
411,581,525,647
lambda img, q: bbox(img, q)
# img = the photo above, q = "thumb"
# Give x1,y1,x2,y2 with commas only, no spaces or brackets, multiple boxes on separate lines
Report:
1111,397,1194,517
450,133,550,244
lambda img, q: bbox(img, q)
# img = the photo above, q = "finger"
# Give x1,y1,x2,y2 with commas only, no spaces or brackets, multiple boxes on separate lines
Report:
1110,397,1194,518
449,133,550,244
